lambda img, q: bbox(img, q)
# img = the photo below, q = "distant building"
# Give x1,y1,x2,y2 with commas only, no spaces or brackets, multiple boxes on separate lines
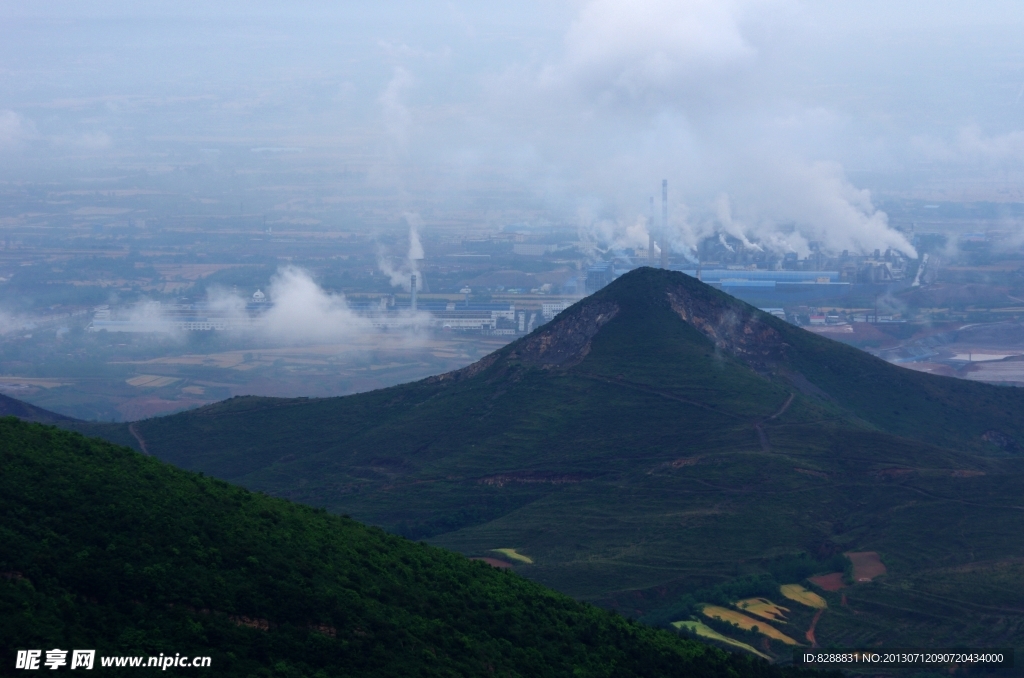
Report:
542,301,573,321
585,262,614,294
758,308,787,320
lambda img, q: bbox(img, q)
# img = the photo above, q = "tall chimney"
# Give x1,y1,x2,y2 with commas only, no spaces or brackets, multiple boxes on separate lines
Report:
410,274,418,311
648,196,655,263
660,179,668,268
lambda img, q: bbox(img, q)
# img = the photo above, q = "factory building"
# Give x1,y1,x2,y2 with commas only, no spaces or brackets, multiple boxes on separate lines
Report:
88,292,269,333
672,268,850,303
542,301,573,321
585,262,614,294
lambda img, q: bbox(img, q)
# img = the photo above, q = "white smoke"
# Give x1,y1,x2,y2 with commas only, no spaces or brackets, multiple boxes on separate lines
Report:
486,0,918,260
577,212,651,254
407,213,425,261
4,2,1004,259
259,266,374,343
0,309,39,335
200,266,429,345
124,301,182,336
380,66,415,146
377,213,426,291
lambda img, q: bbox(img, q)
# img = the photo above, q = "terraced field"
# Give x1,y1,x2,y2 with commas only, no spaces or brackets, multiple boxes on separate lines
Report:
492,548,533,564
672,621,771,660
735,597,790,622
779,585,827,610
701,605,800,646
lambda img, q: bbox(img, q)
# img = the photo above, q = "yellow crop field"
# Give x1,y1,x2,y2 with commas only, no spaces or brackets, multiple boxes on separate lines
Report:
701,605,800,645
491,548,533,564
734,597,789,622
672,621,771,660
779,584,827,609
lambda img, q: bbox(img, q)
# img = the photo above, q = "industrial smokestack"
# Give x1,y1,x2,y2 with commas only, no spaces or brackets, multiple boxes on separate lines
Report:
648,196,655,263
660,179,668,268
410,273,418,311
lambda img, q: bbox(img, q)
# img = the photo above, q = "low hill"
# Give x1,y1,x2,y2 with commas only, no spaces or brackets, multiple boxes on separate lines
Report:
1,417,829,677
0,392,77,425
74,268,1024,657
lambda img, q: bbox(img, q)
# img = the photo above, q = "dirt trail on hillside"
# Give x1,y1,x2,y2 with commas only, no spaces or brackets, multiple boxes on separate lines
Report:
755,393,795,452
128,423,150,456
578,373,744,419
805,609,823,647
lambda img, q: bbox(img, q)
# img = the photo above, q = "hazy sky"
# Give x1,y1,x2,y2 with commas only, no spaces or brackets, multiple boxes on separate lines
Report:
3,1,1024,255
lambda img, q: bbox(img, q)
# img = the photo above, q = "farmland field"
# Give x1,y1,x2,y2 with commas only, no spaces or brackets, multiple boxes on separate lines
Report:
734,597,790,621
779,584,827,609
492,548,533,564
846,551,886,582
701,605,800,645
672,621,771,660
807,573,845,592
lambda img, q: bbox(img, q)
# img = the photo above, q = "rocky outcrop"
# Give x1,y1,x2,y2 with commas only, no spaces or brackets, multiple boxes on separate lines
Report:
425,351,502,385
426,300,620,385
666,285,789,372
507,301,619,368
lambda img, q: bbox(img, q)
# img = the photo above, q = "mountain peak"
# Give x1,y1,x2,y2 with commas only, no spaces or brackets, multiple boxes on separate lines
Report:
432,267,789,384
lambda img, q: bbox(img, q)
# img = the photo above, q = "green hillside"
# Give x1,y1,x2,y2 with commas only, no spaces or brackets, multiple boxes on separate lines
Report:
1,417,832,677
73,268,1024,660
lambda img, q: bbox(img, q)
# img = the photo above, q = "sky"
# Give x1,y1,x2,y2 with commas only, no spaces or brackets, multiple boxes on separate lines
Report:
3,1,1024,256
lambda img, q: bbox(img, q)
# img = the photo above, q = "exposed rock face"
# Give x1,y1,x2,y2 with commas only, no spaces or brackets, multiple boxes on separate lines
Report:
983,429,1020,452
426,301,620,385
425,352,502,385
507,301,619,368
665,285,788,372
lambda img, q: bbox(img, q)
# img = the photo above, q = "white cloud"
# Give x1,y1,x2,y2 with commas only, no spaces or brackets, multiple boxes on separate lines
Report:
913,125,1024,165
544,0,757,104
380,66,415,145
500,0,916,257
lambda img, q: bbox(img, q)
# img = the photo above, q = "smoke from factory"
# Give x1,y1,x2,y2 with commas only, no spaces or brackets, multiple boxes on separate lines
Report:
517,1,923,262
378,213,426,292
3,2,1019,259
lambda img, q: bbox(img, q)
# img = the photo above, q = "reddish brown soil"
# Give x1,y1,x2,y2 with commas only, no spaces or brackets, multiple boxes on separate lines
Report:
808,572,845,591
805,609,824,647
470,557,514,569
845,551,886,582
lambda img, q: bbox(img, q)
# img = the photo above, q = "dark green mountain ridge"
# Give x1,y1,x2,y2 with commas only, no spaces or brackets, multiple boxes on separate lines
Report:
2,416,828,677
0,392,77,425
74,268,1024,656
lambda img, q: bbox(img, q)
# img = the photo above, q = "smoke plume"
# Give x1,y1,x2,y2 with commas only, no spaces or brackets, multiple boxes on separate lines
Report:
377,213,426,291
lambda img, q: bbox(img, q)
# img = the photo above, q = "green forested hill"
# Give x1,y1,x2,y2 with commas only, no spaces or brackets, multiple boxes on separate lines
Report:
0,417,829,677
71,268,1024,657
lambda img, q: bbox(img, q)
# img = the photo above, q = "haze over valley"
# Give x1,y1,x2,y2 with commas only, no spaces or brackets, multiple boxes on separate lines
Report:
5,2,1024,675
